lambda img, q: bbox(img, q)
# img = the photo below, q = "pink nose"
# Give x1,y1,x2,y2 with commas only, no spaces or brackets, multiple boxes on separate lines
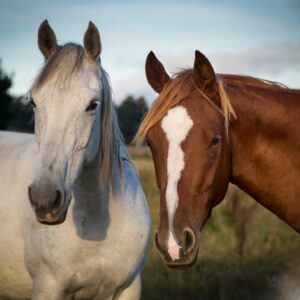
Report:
154,227,197,263
168,232,181,261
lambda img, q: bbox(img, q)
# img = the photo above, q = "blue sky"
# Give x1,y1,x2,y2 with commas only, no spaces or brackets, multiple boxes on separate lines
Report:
0,0,299,103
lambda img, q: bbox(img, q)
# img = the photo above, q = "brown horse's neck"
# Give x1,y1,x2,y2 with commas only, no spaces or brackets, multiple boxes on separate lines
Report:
228,82,300,232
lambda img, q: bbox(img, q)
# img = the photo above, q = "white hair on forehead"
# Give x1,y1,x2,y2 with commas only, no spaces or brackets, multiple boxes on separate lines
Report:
161,105,193,260
31,43,86,92
161,105,193,233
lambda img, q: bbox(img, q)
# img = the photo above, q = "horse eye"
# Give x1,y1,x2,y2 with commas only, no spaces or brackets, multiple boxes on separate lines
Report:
209,135,221,147
145,138,152,148
86,100,100,112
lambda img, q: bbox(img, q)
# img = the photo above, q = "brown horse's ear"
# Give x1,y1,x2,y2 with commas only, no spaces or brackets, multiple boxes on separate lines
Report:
145,51,170,93
84,21,101,61
192,50,216,94
38,19,58,59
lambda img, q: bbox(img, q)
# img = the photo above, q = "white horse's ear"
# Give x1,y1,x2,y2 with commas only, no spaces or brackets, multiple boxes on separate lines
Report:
84,21,101,61
38,19,58,59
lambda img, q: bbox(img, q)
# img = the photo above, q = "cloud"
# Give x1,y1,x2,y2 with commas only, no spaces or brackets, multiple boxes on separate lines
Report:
111,71,156,105
210,42,300,75
112,42,300,103
290,0,300,11
162,42,300,75
2,0,299,99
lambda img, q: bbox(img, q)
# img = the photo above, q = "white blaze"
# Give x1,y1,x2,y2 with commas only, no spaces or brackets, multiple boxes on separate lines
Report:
161,106,193,260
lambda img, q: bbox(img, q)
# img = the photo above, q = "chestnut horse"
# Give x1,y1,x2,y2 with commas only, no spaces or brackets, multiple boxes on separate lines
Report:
135,50,300,268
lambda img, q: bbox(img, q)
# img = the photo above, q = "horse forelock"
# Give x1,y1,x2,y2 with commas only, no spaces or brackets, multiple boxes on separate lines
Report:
31,43,90,92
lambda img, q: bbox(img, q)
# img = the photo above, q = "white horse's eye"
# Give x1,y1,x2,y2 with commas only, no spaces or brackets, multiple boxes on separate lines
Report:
86,100,100,112
28,94,36,108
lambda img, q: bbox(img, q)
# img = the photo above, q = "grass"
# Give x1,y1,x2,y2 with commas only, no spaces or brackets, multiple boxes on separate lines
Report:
128,146,300,300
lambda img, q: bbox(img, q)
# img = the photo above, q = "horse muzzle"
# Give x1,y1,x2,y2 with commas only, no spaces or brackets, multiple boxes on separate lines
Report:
35,209,68,225
154,228,200,269
28,184,69,225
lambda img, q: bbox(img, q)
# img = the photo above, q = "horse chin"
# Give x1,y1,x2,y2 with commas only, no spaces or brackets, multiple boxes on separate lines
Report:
36,210,68,225
165,247,199,269
35,195,71,225
36,211,67,225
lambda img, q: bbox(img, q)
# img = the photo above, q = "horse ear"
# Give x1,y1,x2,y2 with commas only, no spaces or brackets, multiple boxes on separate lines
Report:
145,51,170,93
192,50,216,94
84,21,101,61
38,19,58,59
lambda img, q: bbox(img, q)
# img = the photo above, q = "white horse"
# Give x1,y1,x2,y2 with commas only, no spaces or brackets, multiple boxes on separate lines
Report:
0,20,150,300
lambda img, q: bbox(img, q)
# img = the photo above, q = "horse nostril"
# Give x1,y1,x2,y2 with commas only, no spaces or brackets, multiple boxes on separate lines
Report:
183,228,196,255
28,186,35,206
52,189,63,210
154,229,164,252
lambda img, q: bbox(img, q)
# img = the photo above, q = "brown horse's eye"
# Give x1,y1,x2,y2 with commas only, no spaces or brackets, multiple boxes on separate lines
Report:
145,138,152,148
209,135,221,147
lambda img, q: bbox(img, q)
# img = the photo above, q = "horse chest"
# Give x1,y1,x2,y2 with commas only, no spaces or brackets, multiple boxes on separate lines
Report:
65,248,135,299
67,240,137,284
25,198,149,298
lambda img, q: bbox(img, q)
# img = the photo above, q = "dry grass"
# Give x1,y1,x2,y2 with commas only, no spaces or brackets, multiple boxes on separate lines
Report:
129,146,300,300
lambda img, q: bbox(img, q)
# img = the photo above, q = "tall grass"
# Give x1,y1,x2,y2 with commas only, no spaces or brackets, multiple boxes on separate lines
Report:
129,146,300,300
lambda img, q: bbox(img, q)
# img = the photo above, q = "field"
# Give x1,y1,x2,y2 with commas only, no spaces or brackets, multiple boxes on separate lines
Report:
128,147,300,300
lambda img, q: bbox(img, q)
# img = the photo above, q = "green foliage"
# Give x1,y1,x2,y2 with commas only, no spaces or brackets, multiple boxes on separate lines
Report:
142,255,287,300
117,96,148,144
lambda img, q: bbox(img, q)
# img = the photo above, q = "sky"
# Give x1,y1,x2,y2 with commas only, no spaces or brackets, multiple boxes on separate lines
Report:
0,0,299,104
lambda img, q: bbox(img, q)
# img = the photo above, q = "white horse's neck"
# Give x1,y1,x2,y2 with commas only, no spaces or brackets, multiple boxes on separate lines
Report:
71,143,120,241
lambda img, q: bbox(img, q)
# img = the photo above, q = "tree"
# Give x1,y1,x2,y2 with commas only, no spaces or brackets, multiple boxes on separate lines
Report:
117,96,148,144
0,60,14,130
9,96,34,133
0,59,34,133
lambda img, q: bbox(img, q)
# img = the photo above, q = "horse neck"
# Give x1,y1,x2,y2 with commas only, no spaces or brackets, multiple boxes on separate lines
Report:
71,142,122,240
228,83,300,231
